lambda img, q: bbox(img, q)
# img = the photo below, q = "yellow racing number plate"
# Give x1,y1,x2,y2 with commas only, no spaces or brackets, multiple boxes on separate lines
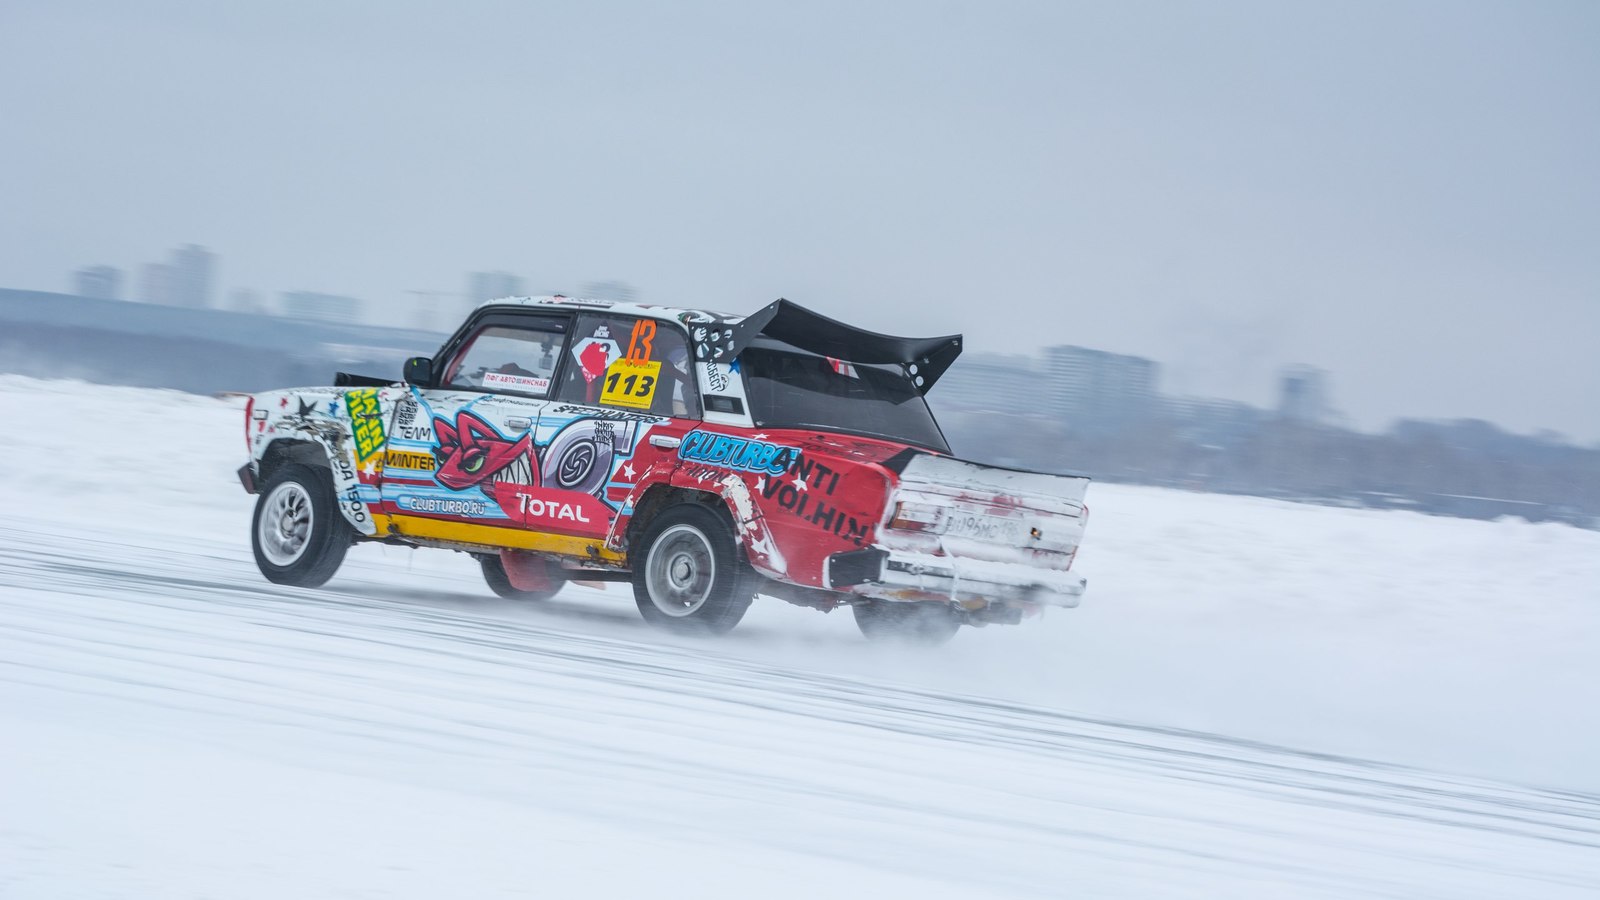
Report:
600,358,661,410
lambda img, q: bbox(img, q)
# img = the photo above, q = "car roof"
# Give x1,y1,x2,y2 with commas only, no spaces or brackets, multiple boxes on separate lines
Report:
476,294,965,394
475,294,742,326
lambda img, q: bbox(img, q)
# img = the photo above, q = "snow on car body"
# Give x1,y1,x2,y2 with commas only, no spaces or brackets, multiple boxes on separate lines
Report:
239,295,1090,642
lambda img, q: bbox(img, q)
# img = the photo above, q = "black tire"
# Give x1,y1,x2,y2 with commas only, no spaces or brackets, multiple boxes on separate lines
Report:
631,505,754,636
478,553,563,602
853,600,963,646
251,463,352,587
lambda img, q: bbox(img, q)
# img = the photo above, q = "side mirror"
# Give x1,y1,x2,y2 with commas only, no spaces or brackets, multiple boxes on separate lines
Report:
403,356,434,386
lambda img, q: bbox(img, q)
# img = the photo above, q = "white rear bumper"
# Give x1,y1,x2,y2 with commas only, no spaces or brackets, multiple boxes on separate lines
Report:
827,548,1086,608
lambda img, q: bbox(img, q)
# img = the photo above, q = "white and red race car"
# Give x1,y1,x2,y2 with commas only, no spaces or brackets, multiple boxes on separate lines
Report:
239,296,1089,643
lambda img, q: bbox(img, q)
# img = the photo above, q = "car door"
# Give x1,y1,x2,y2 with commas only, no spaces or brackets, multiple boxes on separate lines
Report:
380,310,568,531
525,312,700,541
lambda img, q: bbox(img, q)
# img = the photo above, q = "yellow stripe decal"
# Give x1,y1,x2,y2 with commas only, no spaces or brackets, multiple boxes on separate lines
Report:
381,514,625,563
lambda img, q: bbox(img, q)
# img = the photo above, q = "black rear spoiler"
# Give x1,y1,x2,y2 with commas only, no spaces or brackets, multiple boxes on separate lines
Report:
699,299,963,395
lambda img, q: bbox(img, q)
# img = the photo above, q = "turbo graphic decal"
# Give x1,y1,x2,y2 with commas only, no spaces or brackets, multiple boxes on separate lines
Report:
388,403,657,537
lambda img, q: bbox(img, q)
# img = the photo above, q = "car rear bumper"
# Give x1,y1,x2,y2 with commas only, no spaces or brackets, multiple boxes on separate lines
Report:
826,547,1086,608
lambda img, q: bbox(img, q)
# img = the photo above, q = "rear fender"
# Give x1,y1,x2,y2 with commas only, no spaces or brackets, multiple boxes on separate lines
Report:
694,469,788,578
612,479,785,578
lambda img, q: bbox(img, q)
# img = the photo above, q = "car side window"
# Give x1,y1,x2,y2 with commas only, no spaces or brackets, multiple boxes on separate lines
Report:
557,314,697,418
442,320,565,397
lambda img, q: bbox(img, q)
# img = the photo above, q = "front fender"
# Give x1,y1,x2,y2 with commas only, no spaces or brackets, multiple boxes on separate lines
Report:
249,388,386,536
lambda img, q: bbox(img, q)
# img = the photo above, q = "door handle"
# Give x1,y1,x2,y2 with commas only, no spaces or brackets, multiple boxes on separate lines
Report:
506,417,532,430
649,435,682,449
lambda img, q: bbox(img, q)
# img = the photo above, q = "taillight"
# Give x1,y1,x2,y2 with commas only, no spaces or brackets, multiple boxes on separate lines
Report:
888,501,943,532
244,397,254,451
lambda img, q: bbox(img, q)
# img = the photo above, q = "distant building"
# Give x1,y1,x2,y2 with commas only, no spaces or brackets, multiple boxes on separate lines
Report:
73,265,122,301
281,290,365,325
228,288,266,315
1278,365,1330,425
1044,345,1159,430
580,280,637,303
463,271,524,322
935,353,1038,415
467,271,524,303
170,244,216,308
139,262,175,304
402,290,458,333
1161,395,1266,442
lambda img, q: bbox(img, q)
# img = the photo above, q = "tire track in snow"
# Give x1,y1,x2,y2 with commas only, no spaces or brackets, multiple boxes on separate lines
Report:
2,523,1597,898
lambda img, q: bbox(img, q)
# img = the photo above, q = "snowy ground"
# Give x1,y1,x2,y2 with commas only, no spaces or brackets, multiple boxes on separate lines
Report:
2,375,1597,897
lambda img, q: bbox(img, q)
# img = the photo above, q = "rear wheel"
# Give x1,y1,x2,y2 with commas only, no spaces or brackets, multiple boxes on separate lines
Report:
251,464,351,587
631,505,753,636
853,600,962,646
478,553,562,602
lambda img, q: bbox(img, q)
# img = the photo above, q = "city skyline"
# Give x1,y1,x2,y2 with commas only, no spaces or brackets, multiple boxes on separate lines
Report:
32,249,1590,447
40,231,1596,442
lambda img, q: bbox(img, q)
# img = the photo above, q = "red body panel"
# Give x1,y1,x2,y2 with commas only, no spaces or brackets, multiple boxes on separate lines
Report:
663,427,905,586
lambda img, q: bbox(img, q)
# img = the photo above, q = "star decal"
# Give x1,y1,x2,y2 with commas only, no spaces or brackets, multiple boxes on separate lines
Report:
362,461,377,477
754,476,765,492
621,462,636,480
296,397,315,418
794,474,808,492
279,396,289,408
326,399,340,416
729,358,742,374
753,433,767,440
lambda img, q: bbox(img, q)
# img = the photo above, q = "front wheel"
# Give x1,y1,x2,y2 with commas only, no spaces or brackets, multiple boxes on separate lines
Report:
251,464,352,587
853,600,962,646
631,505,753,635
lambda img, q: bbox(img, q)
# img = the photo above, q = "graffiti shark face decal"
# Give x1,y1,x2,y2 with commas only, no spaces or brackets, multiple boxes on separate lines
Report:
433,411,535,492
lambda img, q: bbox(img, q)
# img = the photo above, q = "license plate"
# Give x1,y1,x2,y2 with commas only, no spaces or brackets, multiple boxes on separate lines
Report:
942,513,1023,545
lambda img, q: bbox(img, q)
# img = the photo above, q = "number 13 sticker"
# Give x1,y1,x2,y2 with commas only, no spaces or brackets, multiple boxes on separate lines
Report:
601,358,661,410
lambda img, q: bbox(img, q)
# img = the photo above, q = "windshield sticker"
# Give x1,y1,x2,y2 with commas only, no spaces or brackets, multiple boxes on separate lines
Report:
571,336,621,383
826,358,859,379
600,358,660,410
482,371,551,393
625,319,656,361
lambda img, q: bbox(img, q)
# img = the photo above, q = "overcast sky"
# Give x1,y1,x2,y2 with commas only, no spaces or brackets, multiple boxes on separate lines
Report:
2,1,1596,440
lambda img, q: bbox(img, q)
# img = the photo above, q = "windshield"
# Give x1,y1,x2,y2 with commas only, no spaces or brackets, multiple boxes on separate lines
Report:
443,324,563,396
739,339,950,452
